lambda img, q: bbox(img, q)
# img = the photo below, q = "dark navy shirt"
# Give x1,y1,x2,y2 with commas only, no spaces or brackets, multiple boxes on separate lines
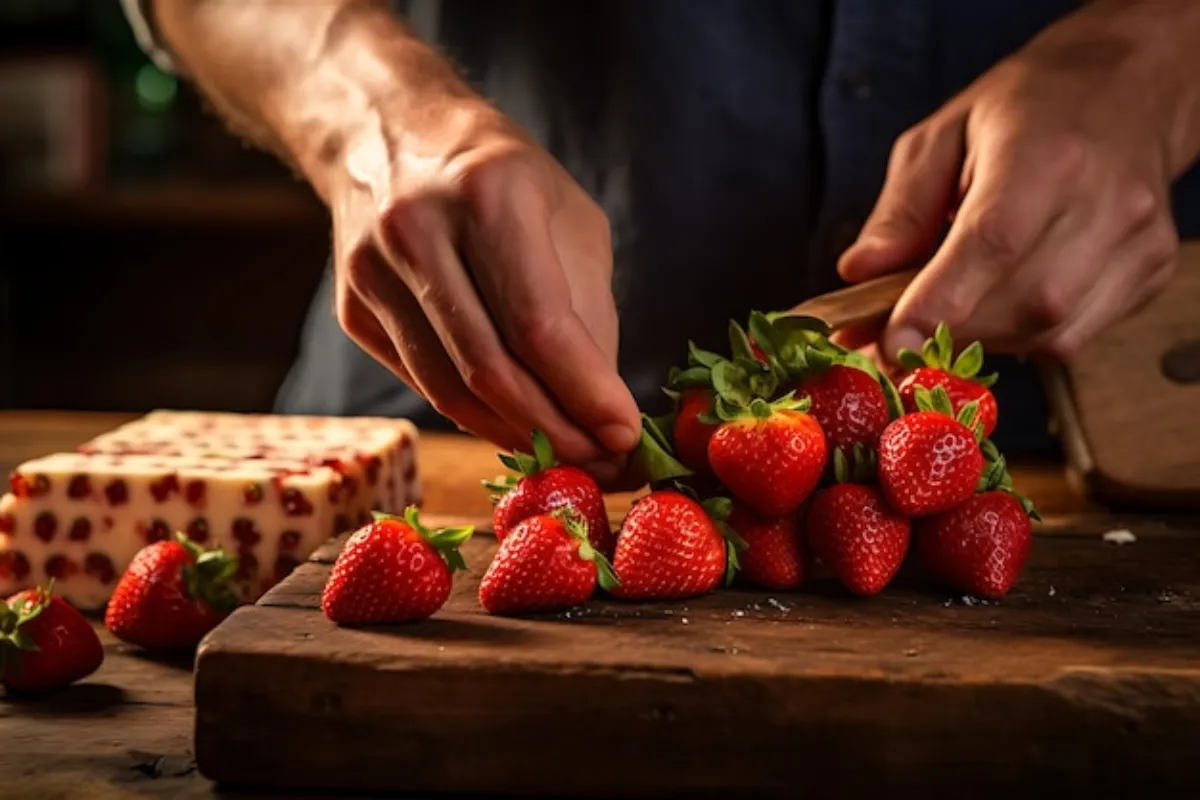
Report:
274,0,1200,455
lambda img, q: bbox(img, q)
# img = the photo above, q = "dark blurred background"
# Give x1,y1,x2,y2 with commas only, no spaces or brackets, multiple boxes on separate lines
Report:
0,0,330,413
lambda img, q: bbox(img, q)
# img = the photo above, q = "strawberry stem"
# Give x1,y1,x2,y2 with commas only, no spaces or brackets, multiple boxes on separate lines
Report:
401,506,474,574
176,531,242,614
554,508,621,592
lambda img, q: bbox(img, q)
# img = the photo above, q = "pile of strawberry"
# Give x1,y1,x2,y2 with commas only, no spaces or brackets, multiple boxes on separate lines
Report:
644,316,1039,600
316,318,1039,627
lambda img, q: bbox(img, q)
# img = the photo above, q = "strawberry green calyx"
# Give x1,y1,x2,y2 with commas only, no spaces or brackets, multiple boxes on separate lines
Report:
832,443,878,485
175,532,242,613
373,506,474,573
746,311,830,382
913,385,983,439
484,429,557,500
663,341,724,398
705,389,811,426
0,583,52,679
633,413,695,487
896,322,998,389
976,441,1043,522
700,496,748,586
552,508,621,593
495,429,557,479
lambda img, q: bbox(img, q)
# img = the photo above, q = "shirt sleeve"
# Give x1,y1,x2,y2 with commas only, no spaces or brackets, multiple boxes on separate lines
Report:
119,0,181,74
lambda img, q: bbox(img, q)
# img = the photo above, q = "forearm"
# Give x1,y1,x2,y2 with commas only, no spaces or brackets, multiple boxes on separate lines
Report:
152,0,479,201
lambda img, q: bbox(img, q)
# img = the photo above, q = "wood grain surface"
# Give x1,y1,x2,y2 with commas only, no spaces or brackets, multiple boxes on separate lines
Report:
196,511,1200,798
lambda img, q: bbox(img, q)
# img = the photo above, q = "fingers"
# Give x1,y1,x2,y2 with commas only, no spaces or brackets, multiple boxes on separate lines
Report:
1035,215,1178,360
375,185,609,465
340,248,529,452
838,116,966,283
881,130,1082,358
455,153,641,453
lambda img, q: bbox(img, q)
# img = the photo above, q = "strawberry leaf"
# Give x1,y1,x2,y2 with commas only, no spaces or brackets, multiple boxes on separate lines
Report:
688,341,722,369
896,348,926,371
878,371,905,421
832,448,850,485
666,365,712,390
405,505,475,573
711,360,753,408
530,429,556,472
933,322,954,367
633,416,694,486
920,337,940,370
748,311,781,361
700,496,733,522
951,341,984,379
728,321,757,363
976,371,1000,389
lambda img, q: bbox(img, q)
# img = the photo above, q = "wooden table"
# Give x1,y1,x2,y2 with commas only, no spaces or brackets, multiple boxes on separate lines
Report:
0,411,1195,798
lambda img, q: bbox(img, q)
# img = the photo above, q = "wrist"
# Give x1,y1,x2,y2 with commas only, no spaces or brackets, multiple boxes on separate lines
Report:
272,5,488,202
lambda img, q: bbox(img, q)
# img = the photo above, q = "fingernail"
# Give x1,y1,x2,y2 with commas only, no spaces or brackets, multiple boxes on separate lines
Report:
597,423,639,454
885,326,925,363
585,460,621,485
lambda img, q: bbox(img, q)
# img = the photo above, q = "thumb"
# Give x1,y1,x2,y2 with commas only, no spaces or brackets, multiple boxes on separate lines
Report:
838,117,966,283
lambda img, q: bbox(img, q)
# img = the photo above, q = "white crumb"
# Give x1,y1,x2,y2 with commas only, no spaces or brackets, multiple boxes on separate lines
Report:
1102,529,1137,545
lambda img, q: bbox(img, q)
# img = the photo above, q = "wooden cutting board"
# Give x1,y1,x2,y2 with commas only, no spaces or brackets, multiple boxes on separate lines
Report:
194,513,1200,798
1045,242,1200,509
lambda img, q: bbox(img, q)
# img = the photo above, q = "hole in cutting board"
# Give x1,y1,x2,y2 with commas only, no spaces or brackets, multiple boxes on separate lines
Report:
1161,339,1200,384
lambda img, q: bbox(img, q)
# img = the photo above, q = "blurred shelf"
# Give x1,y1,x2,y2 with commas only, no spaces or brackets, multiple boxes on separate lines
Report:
0,181,329,227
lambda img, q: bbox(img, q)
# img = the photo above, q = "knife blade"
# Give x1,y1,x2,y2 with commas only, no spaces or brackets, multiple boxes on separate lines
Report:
781,267,920,332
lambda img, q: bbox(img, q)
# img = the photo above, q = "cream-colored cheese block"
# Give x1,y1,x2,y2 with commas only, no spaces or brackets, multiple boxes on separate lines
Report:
0,412,422,610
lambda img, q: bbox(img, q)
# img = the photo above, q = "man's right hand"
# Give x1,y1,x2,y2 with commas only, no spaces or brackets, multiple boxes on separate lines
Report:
327,101,640,470
151,1,640,472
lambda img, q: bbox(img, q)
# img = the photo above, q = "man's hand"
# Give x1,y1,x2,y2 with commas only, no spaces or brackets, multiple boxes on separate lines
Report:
151,1,640,472
328,101,639,470
839,0,1200,363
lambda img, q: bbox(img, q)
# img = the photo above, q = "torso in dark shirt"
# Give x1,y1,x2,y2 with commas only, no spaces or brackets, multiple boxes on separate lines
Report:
276,0,1200,455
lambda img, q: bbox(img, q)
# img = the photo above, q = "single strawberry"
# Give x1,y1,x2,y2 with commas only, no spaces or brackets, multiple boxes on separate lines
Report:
897,323,998,438
727,503,805,591
321,507,473,625
2,584,103,692
479,510,620,615
484,430,613,557
807,449,911,596
797,364,891,456
106,531,242,649
916,490,1034,599
878,386,985,518
611,490,742,601
707,395,828,518
672,387,719,474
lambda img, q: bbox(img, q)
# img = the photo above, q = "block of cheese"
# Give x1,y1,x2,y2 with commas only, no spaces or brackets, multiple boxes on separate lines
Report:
81,411,422,514
0,412,421,610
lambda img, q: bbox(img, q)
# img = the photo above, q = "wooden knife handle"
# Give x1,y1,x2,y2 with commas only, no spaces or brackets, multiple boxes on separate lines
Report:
785,268,920,331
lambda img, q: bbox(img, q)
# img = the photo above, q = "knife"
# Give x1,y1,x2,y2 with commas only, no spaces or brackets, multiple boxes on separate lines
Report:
781,268,920,332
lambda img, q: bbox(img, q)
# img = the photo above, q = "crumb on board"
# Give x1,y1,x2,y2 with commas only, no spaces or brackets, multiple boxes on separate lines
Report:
1102,529,1137,545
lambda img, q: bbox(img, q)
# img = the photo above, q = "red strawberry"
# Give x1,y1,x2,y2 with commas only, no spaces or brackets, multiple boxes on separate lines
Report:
611,490,736,600
878,387,985,518
727,504,805,591
797,364,890,455
106,532,242,648
807,452,911,596
896,323,998,438
672,387,720,474
480,510,619,615
485,430,613,557
2,584,103,692
916,490,1034,599
321,507,472,625
708,396,828,518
